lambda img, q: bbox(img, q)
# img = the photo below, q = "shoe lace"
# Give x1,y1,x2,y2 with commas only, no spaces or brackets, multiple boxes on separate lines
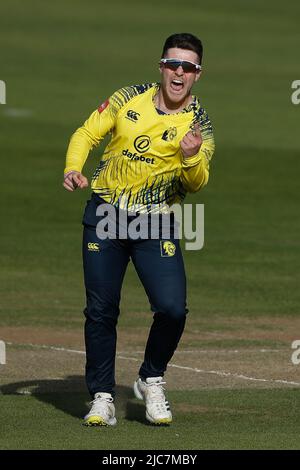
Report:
89,396,113,409
146,380,166,402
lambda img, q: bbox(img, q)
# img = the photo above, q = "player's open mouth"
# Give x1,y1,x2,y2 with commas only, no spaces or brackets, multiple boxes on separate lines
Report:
170,80,184,92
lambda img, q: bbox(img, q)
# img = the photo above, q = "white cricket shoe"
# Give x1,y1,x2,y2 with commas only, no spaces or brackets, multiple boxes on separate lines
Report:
84,392,117,426
133,376,172,425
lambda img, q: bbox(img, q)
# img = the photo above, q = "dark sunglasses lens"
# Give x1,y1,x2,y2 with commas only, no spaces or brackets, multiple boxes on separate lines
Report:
164,60,181,70
163,60,197,73
182,62,197,73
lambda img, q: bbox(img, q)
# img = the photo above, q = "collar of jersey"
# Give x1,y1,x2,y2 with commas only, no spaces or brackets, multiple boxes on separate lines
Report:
152,83,199,115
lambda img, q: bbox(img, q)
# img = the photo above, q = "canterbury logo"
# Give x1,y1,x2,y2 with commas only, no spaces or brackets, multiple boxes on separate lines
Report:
126,110,140,122
160,241,176,257
88,242,100,252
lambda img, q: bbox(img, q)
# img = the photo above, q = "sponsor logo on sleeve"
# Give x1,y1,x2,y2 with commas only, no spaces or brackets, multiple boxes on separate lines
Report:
98,99,109,113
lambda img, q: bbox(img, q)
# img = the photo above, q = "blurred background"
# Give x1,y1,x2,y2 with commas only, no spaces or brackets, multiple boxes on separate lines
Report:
0,0,299,329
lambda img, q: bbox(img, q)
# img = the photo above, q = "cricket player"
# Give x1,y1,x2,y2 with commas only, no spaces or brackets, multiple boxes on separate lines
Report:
63,33,215,426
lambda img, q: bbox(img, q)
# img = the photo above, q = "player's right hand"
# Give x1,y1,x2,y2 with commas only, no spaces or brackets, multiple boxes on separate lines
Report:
63,171,89,191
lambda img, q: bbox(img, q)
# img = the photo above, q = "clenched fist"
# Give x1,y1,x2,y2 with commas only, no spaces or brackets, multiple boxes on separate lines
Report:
63,171,89,192
180,123,202,159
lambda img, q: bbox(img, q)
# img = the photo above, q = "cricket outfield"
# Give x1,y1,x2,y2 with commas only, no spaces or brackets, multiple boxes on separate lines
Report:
0,0,300,450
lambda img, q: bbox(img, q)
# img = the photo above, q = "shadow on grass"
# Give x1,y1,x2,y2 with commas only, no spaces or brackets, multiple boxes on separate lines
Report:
0,376,147,424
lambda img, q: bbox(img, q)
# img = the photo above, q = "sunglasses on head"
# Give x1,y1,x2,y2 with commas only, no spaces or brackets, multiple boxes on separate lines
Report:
160,58,202,73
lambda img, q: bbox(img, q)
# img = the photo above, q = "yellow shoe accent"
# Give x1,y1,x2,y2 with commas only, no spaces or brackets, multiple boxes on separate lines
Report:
84,415,108,427
153,417,172,425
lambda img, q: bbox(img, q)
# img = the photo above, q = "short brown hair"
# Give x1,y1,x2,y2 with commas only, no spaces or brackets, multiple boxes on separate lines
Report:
162,33,203,64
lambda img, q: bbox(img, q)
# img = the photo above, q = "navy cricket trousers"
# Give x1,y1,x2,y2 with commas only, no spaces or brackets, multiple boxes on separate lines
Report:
82,194,188,397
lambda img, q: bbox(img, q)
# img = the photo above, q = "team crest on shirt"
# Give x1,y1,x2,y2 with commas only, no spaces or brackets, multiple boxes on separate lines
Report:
162,127,177,141
160,241,176,257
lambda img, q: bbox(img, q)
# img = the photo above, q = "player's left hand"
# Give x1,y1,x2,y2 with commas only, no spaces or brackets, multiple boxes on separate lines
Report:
180,123,202,158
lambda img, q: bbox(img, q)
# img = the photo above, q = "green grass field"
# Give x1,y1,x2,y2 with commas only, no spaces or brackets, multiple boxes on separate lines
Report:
1,0,300,450
2,390,300,450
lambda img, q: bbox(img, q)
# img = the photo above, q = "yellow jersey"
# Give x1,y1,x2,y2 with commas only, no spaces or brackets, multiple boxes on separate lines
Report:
65,83,215,213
